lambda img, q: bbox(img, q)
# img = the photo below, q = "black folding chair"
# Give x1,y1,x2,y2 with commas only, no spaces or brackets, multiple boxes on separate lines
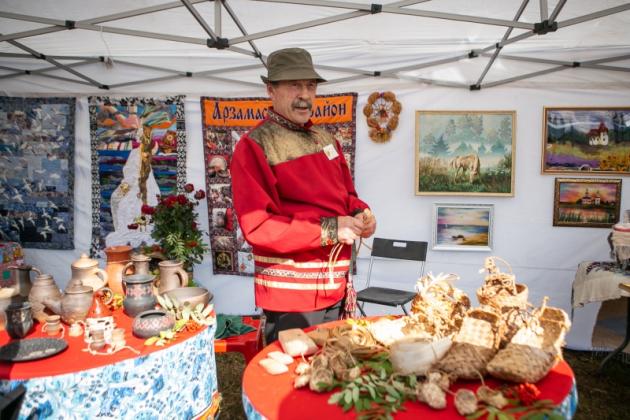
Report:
357,238,428,316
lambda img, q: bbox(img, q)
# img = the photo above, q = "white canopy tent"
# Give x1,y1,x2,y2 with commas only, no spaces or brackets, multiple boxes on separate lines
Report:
1,0,630,351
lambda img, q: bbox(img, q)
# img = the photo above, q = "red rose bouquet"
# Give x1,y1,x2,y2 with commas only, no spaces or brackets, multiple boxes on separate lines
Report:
142,183,208,269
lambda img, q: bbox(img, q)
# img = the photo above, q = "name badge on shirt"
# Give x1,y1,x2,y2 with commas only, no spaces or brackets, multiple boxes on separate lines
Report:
323,144,339,160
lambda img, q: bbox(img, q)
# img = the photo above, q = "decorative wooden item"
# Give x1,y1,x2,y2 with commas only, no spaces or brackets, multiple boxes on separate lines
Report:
363,92,401,143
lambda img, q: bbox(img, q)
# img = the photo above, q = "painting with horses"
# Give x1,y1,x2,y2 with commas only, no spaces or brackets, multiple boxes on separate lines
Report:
415,111,515,195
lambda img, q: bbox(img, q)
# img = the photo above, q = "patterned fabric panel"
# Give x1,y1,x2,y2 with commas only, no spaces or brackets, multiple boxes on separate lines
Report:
0,324,217,419
88,96,186,256
0,96,76,249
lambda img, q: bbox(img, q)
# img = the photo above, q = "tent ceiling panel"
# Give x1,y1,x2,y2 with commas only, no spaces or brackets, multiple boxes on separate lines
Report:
0,0,628,91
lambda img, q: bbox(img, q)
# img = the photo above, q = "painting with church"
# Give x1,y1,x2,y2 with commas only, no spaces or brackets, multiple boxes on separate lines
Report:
553,177,621,228
543,107,630,174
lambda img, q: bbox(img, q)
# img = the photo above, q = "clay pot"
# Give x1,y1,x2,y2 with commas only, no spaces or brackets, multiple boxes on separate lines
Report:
123,253,152,277
132,309,175,338
42,284,94,325
104,245,133,295
9,264,41,298
157,260,188,294
122,274,157,318
69,253,108,291
28,274,62,323
6,301,34,339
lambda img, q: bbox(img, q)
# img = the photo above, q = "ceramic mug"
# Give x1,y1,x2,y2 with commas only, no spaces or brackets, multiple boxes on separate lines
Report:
111,327,126,347
41,314,65,338
68,321,85,337
89,326,106,350
5,301,34,339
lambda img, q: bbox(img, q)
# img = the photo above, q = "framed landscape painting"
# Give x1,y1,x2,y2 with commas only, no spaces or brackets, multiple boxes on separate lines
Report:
542,107,630,174
553,178,621,228
415,111,515,196
432,203,493,251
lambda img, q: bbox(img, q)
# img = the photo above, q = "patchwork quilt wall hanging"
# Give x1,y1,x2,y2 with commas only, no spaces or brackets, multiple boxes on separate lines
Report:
89,96,186,255
200,93,357,276
0,96,76,249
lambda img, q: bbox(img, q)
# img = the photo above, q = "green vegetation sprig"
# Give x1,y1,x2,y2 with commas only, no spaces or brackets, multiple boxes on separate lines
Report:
327,353,417,419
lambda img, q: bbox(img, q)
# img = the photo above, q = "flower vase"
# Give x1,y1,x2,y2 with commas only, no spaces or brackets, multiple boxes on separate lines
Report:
104,245,133,295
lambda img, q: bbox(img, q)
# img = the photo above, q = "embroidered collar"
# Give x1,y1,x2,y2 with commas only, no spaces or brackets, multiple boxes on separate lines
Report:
267,107,313,132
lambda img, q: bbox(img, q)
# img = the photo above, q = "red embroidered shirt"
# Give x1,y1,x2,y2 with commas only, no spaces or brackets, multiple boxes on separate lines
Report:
231,109,368,312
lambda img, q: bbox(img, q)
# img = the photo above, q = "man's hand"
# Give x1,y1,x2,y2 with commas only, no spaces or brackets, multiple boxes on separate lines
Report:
337,216,364,245
355,209,376,238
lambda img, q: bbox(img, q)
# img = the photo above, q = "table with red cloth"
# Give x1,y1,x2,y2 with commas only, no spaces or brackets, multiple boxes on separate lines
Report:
0,309,218,419
242,320,578,420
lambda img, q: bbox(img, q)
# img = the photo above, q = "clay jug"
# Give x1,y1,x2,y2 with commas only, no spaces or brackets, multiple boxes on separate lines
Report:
122,274,157,318
104,245,133,295
42,284,95,324
28,274,62,323
9,264,41,298
69,253,108,291
123,253,152,277
157,260,189,294
87,288,114,319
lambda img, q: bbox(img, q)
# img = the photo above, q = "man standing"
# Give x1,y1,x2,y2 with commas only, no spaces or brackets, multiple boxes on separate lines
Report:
231,48,376,343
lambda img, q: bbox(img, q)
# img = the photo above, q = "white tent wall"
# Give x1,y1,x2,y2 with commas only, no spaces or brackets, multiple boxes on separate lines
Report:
1,75,628,351
1,0,630,351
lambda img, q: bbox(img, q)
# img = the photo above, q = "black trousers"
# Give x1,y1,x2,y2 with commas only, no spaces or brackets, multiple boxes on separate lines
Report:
262,302,341,345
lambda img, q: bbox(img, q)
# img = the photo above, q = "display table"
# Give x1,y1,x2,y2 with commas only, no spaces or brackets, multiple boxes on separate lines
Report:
0,310,218,419
242,320,578,420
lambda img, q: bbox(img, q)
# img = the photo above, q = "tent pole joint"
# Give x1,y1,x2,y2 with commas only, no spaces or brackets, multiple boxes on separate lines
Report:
373,71,381,76
470,84,481,91
533,19,558,35
370,4,382,14
468,50,478,59
24,70,31,75
207,37,229,49
186,71,193,77
573,62,581,68
65,20,76,30
99,84,109,90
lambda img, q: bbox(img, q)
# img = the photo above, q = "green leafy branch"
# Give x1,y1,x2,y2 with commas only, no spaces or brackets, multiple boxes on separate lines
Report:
327,354,417,419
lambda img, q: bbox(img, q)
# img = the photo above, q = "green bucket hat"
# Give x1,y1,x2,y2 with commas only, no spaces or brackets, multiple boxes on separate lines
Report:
261,48,326,83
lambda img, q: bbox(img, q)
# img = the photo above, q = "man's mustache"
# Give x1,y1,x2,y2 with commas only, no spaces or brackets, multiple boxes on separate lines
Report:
292,99,312,109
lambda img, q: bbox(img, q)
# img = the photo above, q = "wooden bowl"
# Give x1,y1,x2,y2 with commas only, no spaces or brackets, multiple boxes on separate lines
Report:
164,287,212,308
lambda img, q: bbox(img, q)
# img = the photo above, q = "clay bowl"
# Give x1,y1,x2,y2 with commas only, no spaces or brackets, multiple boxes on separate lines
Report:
164,287,212,308
132,309,175,338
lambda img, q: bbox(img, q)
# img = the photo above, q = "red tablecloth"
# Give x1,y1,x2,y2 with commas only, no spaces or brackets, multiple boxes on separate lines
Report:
0,309,207,380
243,321,576,420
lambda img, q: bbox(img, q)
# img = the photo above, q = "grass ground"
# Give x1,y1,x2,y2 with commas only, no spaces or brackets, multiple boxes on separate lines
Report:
216,350,630,419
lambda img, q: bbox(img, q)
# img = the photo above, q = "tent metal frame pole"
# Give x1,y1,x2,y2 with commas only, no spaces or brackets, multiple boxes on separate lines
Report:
323,74,373,85
196,74,262,87
489,52,630,69
548,0,567,23
108,74,187,89
382,52,471,74
583,53,630,65
215,0,222,35
316,64,372,75
251,0,535,29
558,3,630,28
181,0,219,41
194,63,264,75
539,0,548,21
0,59,99,80
0,0,207,43
476,0,530,86
397,74,470,88
221,0,266,66
230,10,368,44
6,39,106,88
482,65,567,88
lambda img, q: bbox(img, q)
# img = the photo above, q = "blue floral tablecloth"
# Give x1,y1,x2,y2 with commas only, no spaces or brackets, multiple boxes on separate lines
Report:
0,323,217,419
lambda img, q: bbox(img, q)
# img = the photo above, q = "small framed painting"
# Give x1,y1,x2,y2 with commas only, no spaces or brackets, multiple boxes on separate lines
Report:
542,107,630,174
432,204,494,251
553,178,622,228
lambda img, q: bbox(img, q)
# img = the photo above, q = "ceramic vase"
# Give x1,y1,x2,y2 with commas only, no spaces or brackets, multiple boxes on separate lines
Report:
122,274,157,318
6,301,34,339
28,274,62,323
104,245,133,295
